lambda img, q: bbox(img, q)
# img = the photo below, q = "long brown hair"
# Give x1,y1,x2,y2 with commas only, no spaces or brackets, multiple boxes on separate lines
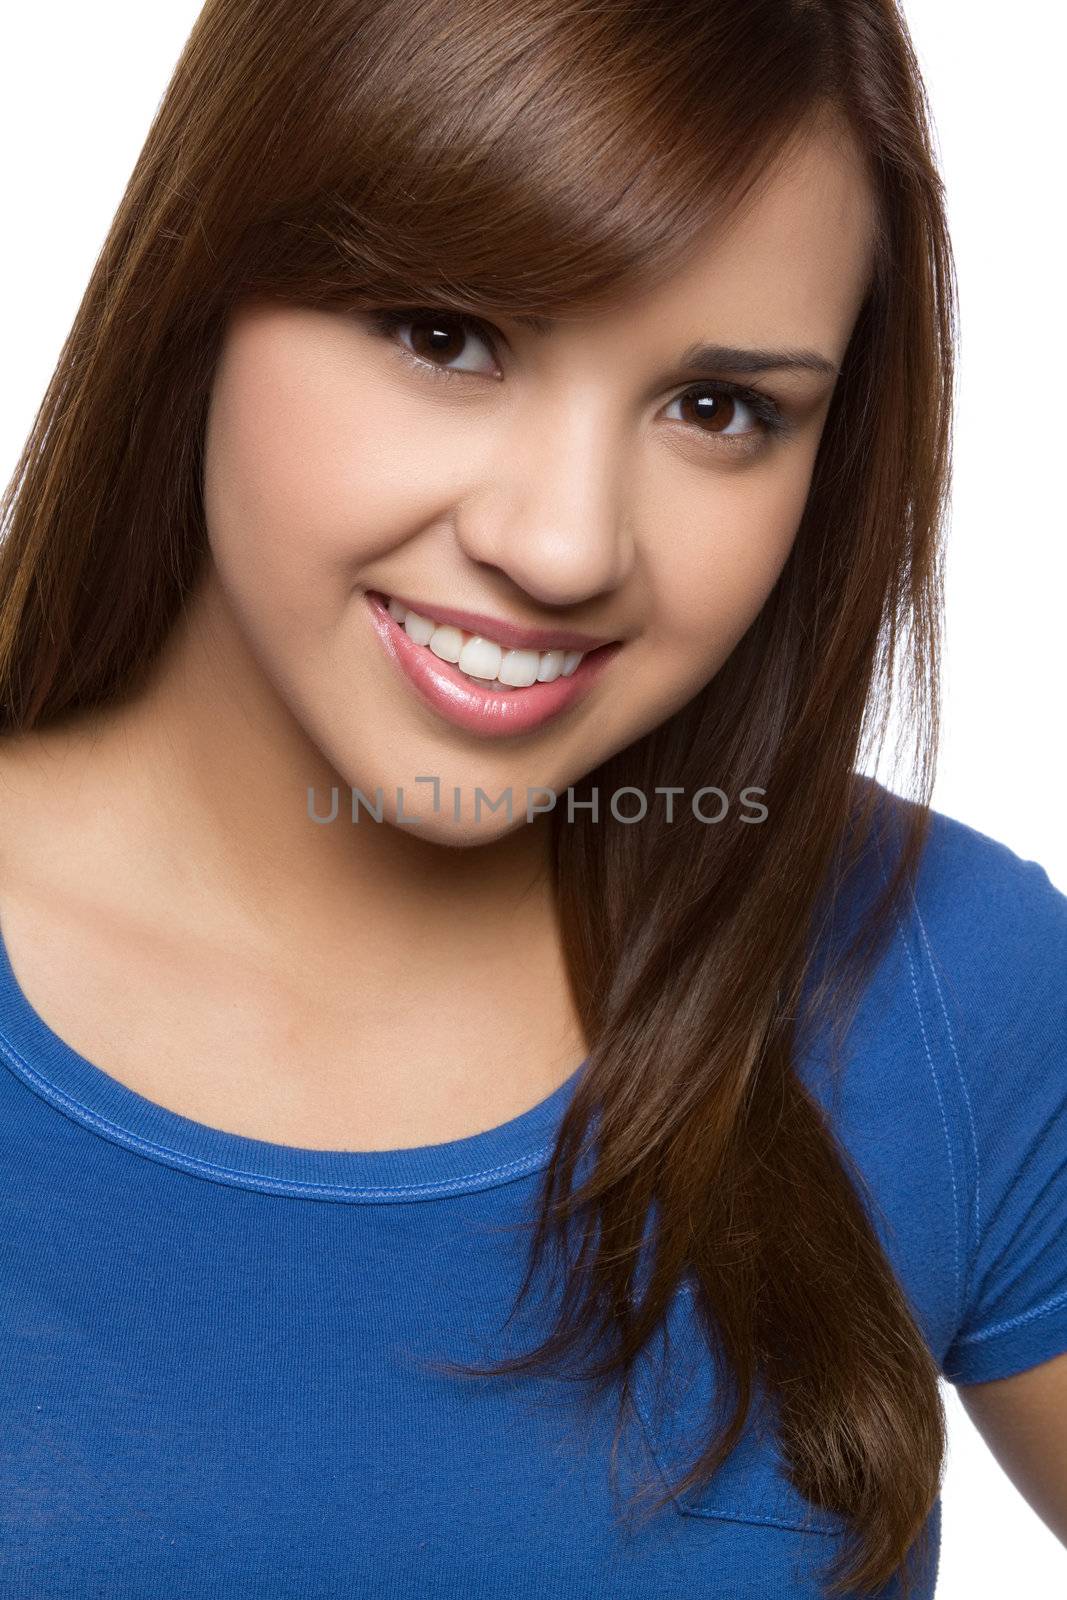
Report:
0,1,955,1593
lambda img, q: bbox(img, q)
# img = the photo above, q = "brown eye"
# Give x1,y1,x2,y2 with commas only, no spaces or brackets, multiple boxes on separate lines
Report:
408,315,465,363
662,381,791,455
674,387,748,436
394,311,498,375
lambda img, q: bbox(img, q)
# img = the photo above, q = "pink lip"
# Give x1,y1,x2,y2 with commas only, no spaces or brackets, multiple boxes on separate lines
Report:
369,590,612,653
364,591,622,739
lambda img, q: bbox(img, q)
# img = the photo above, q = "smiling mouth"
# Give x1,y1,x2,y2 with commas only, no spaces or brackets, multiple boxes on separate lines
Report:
373,593,603,691
364,590,623,740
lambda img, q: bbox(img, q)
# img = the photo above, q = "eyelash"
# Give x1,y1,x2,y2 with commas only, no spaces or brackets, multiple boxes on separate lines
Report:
363,306,795,453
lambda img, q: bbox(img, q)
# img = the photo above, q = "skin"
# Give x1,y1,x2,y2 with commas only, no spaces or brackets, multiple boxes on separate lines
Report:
959,1360,1067,1549
0,113,877,1152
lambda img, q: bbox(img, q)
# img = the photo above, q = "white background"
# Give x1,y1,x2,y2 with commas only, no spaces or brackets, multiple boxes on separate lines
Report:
1,3,1064,1594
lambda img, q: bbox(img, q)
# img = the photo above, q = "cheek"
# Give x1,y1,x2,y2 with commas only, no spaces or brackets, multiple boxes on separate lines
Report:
648,458,813,678
201,319,449,606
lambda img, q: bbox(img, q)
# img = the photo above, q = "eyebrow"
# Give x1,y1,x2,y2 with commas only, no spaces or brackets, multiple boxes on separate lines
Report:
512,313,840,380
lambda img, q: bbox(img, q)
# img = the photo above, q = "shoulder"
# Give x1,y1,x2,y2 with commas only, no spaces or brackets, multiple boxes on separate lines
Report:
901,798,1066,1132
808,779,1065,1069
852,778,1066,1003
0,731,54,884
846,782,1067,1131
0,723,104,862
913,797,1065,943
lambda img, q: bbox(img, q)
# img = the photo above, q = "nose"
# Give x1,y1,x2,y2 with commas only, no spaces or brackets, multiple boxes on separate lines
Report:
452,391,637,609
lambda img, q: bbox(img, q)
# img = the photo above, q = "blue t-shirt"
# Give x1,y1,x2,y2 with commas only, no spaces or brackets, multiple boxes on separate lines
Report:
2,789,1066,1598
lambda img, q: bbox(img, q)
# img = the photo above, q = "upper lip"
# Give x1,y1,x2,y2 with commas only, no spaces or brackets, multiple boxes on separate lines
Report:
371,590,616,653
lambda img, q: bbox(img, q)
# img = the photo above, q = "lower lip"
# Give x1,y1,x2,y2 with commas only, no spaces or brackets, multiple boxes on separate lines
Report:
364,591,622,739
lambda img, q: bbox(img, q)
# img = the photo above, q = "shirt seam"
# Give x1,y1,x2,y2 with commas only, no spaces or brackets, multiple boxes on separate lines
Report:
0,1027,555,1203
873,838,966,1333
909,886,983,1279
952,1286,1067,1347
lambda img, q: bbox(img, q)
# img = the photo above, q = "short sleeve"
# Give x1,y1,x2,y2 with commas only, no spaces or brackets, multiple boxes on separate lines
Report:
936,849,1067,1386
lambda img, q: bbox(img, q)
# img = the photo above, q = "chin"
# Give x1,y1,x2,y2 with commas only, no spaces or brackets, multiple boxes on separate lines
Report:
391,811,525,849
305,770,530,848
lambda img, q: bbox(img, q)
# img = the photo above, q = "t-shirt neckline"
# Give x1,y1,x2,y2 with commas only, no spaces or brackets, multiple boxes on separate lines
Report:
0,913,587,1204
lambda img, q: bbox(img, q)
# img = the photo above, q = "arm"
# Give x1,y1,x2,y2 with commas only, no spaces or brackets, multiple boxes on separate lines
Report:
957,1349,1067,1547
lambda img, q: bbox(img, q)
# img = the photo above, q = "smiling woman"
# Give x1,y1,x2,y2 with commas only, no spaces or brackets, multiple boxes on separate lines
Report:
0,2,1064,1599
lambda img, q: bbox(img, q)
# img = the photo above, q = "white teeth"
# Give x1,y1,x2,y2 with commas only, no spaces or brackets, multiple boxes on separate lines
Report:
498,648,541,687
457,635,503,680
427,624,464,664
403,611,436,647
381,597,588,689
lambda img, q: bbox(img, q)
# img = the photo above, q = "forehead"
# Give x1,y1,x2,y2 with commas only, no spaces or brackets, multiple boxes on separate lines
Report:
522,119,879,365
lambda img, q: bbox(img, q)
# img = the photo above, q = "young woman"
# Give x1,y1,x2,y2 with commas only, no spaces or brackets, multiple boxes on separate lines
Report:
0,1,1064,1596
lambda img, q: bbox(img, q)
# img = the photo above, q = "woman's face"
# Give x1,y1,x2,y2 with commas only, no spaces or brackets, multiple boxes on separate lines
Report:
201,119,877,845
